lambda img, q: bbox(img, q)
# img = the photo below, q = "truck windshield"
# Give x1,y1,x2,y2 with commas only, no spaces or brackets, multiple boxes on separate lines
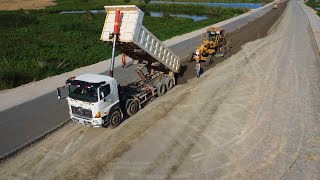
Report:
69,85,98,102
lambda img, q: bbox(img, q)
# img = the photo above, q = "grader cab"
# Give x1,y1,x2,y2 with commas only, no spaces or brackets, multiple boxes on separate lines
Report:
190,27,231,66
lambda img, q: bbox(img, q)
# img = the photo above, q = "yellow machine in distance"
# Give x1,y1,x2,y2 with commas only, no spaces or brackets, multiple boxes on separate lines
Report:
190,27,231,66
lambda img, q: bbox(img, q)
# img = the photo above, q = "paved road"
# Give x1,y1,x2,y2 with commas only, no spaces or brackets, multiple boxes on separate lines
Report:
0,4,277,159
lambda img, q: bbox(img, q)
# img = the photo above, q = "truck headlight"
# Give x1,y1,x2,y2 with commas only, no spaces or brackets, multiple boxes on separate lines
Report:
95,112,101,118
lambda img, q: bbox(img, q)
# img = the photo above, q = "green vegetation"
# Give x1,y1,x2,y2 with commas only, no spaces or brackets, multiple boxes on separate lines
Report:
45,0,123,11
0,11,110,90
306,0,317,8
141,3,248,16
0,1,248,90
44,0,263,12
150,0,272,4
144,8,246,40
306,0,320,16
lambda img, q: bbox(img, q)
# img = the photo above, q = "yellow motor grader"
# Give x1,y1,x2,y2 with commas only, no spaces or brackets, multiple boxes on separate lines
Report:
190,27,231,66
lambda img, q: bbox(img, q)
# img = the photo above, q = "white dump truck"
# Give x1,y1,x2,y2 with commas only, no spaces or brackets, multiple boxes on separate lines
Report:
57,5,182,128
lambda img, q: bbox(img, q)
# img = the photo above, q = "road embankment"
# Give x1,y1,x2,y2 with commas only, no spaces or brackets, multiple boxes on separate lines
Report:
298,0,320,54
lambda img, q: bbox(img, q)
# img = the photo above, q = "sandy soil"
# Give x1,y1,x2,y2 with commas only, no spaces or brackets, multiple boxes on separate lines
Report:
0,0,319,179
0,0,55,10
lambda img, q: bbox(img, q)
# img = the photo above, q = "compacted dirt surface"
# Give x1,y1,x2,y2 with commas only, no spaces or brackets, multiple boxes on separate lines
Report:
0,0,55,10
1,0,319,179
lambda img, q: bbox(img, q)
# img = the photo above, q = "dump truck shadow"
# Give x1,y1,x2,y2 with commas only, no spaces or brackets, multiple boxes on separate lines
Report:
175,65,188,84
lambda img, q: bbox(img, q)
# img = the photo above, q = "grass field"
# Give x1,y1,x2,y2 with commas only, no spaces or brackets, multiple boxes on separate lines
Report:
306,0,320,16
0,2,248,90
45,0,271,12
141,3,248,16
154,0,272,3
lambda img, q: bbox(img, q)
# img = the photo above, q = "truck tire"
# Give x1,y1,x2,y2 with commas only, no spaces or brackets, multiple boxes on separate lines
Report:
205,55,212,67
156,82,166,96
126,99,139,116
165,77,175,91
108,109,122,129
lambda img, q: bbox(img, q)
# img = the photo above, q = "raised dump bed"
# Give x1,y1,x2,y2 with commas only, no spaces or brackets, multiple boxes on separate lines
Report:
100,5,181,73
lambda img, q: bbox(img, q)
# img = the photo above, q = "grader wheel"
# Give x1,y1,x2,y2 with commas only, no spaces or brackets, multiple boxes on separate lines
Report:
205,55,213,67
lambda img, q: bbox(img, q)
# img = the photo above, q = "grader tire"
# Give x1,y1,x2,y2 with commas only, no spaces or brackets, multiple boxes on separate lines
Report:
220,45,228,57
205,55,212,67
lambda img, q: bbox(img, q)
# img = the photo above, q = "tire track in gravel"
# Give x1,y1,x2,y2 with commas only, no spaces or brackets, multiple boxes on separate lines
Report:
142,70,243,179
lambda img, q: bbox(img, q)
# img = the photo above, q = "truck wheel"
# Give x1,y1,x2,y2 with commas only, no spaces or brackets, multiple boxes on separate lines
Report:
156,82,166,96
205,55,212,67
126,99,139,116
108,109,122,129
165,77,175,91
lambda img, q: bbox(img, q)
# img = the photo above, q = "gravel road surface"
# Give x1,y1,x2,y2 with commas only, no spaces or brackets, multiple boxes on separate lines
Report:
1,0,319,179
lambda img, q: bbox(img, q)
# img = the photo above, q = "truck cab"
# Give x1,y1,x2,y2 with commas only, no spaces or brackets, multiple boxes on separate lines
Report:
57,5,180,128
57,73,123,128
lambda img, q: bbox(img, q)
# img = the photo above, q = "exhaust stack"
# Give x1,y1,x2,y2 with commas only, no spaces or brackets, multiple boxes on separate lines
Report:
109,8,120,77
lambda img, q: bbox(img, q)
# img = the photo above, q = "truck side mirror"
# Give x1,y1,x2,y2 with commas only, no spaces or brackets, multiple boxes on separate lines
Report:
57,86,68,99
57,88,62,99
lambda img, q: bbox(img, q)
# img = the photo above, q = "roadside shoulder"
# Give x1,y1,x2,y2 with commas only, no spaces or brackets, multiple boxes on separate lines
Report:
298,0,320,54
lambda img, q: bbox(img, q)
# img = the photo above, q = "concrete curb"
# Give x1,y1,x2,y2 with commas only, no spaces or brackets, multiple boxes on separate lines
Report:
0,2,274,112
297,0,320,54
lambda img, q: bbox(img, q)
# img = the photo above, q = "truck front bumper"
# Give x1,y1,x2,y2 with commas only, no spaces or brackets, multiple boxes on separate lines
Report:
71,114,103,127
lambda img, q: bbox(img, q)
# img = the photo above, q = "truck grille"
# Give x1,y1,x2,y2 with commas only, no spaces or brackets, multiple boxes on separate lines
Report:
71,106,92,118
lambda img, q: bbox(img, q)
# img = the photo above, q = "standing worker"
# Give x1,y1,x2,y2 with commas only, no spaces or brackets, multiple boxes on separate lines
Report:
121,53,126,68
195,61,201,78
